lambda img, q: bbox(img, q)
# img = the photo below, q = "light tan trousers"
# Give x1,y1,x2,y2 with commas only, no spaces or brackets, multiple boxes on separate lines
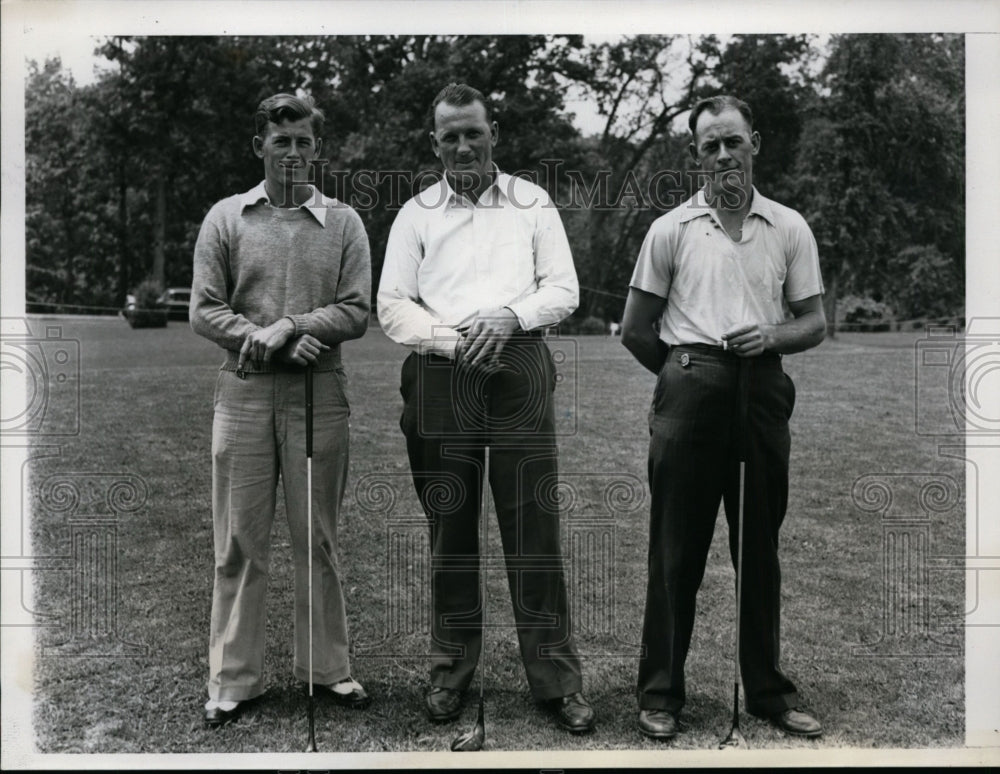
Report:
207,368,352,701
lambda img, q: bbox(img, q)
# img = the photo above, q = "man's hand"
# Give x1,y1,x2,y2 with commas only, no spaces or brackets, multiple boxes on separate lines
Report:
238,318,296,371
721,323,774,358
456,307,520,370
722,297,826,357
277,334,330,366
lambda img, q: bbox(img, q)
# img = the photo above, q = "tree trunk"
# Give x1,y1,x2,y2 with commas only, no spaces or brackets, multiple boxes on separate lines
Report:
152,173,166,289
118,163,129,304
824,270,838,339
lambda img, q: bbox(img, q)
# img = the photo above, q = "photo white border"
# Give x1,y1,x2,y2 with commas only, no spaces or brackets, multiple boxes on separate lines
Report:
3,0,998,769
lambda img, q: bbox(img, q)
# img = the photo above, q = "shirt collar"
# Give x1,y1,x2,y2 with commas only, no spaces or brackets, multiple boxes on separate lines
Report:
442,164,508,206
677,185,774,227
240,181,333,227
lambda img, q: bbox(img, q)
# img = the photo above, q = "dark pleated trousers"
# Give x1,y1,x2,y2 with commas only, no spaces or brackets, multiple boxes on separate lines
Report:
637,345,800,717
399,336,582,700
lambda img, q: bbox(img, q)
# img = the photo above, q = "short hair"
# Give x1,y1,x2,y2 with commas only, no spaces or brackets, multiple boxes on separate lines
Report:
688,95,754,140
254,93,325,138
431,82,493,125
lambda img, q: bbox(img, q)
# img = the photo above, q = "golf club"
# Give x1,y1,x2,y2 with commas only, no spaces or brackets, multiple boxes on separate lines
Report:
451,446,489,752
720,357,751,751
305,363,318,753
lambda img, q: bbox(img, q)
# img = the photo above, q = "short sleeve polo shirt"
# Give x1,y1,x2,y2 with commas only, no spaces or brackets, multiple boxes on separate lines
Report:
629,187,824,346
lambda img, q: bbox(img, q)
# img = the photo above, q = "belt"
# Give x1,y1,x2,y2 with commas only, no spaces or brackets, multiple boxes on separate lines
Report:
455,327,546,338
671,343,781,362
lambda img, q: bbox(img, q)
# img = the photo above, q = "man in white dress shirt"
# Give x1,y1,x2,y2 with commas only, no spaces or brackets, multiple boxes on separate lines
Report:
377,83,594,734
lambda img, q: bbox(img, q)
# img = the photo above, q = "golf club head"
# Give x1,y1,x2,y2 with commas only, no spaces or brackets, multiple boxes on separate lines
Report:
450,700,485,752
718,725,747,750
306,703,318,752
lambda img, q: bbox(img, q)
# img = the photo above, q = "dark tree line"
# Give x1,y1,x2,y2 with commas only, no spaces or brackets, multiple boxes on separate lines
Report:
25,34,964,331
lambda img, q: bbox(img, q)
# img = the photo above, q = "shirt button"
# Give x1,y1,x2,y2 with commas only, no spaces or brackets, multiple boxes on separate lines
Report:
680,353,690,367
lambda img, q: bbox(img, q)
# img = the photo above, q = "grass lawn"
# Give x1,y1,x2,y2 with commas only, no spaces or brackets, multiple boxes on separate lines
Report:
23,316,965,757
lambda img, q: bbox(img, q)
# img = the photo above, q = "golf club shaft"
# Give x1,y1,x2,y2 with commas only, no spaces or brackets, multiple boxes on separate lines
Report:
480,446,489,704
733,359,750,726
452,446,491,751
735,460,745,686
306,364,316,751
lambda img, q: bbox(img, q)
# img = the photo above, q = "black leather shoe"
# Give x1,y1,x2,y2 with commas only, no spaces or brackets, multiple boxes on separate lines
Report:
314,678,372,710
638,708,679,739
204,702,245,728
425,686,463,722
546,692,595,734
771,707,822,738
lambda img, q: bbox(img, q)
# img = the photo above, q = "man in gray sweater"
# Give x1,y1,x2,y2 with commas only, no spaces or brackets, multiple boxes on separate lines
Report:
191,93,372,727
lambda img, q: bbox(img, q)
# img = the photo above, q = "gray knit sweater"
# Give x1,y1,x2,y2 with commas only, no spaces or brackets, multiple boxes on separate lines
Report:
191,183,371,373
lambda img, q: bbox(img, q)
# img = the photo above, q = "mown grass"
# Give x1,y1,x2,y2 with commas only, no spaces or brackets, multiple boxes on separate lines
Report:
26,317,964,755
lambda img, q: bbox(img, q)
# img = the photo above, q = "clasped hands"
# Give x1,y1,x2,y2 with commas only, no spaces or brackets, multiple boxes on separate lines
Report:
237,318,329,372
455,307,520,371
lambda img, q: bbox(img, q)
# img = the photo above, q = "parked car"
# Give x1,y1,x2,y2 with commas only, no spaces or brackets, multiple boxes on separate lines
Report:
123,280,169,328
157,287,192,321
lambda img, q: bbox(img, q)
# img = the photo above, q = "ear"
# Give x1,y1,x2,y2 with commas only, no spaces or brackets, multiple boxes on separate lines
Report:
429,130,440,158
314,137,323,157
252,135,264,159
751,131,761,155
688,142,699,164
490,121,499,147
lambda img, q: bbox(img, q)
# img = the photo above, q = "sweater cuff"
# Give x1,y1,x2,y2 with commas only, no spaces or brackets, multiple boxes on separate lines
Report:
286,314,310,337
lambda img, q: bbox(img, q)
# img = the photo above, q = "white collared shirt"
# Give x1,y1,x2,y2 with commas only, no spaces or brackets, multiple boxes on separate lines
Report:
377,169,579,358
629,186,824,346
240,180,334,227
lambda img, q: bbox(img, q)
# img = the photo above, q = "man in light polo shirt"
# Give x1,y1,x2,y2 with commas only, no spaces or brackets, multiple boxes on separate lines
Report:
621,95,826,740
378,82,594,734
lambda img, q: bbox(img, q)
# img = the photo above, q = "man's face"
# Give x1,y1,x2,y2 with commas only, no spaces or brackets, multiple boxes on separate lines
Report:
253,116,322,204
690,107,760,202
430,100,498,198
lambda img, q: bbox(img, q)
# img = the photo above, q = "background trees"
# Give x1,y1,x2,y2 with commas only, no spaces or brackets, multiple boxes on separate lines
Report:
24,34,965,329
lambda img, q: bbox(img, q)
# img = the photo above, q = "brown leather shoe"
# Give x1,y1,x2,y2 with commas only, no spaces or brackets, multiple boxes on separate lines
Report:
638,708,679,739
546,692,595,734
772,707,822,737
425,686,463,722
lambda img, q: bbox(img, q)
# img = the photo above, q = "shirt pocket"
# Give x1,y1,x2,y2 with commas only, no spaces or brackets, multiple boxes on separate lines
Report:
491,210,535,297
758,250,787,303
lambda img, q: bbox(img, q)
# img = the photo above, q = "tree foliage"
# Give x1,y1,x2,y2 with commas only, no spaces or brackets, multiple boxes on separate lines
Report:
24,34,964,325
792,34,965,329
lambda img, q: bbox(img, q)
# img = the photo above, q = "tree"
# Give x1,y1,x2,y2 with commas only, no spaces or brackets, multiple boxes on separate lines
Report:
315,34,587,296
702,34,815,203
792,34,964,332
551,36,717,318
25,58,119,311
